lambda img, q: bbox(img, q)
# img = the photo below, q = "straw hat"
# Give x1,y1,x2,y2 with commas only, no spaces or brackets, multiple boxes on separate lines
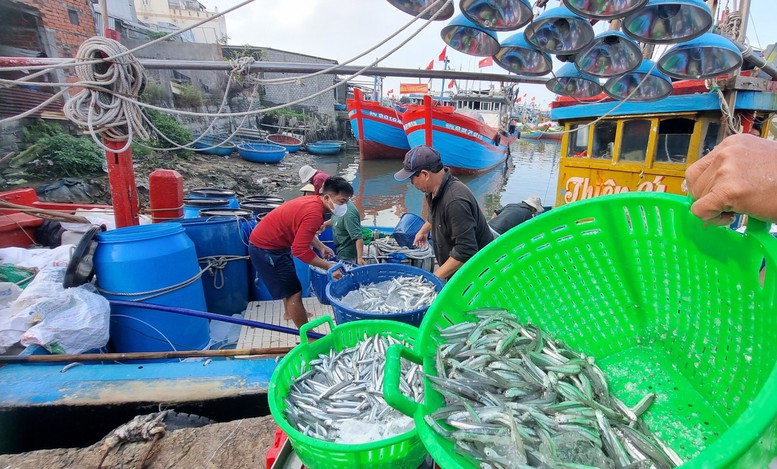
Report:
300,183,315,193
523,196,544,213
299,165,316,184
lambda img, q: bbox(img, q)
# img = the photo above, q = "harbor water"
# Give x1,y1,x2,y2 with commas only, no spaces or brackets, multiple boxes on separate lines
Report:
276,139,560,227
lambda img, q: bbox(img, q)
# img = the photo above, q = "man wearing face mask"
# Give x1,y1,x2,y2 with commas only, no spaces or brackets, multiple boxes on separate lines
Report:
394,145,493,281
249,176,353,328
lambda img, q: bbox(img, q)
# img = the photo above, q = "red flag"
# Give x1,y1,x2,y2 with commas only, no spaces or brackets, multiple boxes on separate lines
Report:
447,79,456,89
387,89,394,95
516,97,522,103
523,93,528,97
425,60,434,70
478,56,493,68
438,46,447,61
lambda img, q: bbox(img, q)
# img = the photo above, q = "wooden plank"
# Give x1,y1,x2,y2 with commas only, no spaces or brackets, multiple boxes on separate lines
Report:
237,298,333,351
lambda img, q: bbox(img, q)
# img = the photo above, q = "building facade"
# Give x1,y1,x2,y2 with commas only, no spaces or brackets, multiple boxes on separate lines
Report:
133,0,227,44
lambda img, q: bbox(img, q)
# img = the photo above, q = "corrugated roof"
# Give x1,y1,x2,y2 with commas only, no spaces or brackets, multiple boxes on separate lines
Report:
0,87,66,120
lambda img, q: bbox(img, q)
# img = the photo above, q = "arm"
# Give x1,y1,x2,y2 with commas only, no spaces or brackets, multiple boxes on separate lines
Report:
686,134,777,224
434,257,463,281
355,239,365,265
413,221,432,248
343,205,365,263
311,236,334,259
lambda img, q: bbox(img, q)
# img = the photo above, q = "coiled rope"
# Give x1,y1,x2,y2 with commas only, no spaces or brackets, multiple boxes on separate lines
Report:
63,37,149,153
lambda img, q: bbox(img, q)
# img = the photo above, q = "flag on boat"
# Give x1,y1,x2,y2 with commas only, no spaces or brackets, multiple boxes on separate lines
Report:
387,89,394,95
425,60,434,70
516,97,522,103
438,46,447,61
447,79,456,89
400,83,429,94
478,56,493,68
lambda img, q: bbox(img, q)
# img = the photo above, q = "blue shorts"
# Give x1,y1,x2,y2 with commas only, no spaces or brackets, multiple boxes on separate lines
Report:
249,245,302,299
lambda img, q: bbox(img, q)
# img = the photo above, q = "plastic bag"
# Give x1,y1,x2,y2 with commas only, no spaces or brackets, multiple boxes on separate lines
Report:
0,282,26,353
0,245,74,270
12,266,66,311
20,284,110,354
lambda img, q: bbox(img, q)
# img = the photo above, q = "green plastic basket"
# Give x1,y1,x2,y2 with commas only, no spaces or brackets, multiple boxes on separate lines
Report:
267,315,428,469
384,192,777,468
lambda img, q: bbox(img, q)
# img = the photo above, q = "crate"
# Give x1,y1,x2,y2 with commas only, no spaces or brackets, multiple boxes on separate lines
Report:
384,193,777,469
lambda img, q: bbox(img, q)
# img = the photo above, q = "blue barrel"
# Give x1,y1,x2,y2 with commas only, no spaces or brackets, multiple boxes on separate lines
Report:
94,223,210,353
183,198,231,218
243,195,284,205
189,187,239,208
174,217,250,315
240,201,281,218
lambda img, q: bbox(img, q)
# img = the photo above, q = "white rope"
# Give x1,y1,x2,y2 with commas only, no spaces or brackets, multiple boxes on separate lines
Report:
62,37,149,153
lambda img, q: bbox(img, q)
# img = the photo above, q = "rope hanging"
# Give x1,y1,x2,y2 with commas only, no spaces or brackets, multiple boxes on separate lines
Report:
63,37,149,153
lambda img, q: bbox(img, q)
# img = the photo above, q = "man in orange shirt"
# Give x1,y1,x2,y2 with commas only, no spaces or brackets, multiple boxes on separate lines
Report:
249,177,352,327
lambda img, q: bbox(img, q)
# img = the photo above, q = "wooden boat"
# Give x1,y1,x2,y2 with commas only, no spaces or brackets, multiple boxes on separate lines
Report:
305,141,341,156
520,126,564,141
191,134,236,156
401,95,517,175
237,142,287,163
346,88,409,160
551,79,777,207
266,134,302,153
233,127,268,143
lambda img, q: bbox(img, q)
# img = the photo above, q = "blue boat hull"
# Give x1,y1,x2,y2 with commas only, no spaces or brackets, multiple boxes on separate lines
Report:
306,142,341,155
347,89,409,160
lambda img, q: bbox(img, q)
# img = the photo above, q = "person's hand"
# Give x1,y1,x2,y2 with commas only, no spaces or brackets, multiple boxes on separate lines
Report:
320,245,335,259
330,264,344,280
686,134,777,225
357,257,365,266
413,231,428,248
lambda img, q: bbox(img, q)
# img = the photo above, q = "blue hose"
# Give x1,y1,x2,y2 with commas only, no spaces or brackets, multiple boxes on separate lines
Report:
108,300,325,339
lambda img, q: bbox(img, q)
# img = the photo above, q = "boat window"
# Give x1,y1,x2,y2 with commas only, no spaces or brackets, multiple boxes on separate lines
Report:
567,124,589,157
700,121,722,157
656,118,694,164
619,120,651,162
591,121,617,159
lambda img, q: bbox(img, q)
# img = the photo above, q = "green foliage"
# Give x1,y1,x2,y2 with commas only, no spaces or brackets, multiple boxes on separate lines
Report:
145,109,193,157
141,80,168,105
38,134,103,176
174,84,204,109
21,120,64,145
261,108,308,126
147,31,168,41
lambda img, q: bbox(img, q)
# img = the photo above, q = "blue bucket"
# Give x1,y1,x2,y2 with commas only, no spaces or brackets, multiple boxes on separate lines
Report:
189,187,239,208
94,223,210,353
325,263,444,326
183,198,231,218
174,217,250,315
393,213,425,248
309,259,339,305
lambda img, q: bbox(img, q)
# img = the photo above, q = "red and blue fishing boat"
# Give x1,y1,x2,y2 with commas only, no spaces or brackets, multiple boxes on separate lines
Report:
401,95,516,175
346,88,410,160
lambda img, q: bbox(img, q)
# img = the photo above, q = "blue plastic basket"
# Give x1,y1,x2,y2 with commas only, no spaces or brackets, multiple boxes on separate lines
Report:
309,260,338,306
324,263,444,326
393,213,425,248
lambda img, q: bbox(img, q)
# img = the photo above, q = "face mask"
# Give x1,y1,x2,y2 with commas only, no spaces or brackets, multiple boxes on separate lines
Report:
331,201,347,217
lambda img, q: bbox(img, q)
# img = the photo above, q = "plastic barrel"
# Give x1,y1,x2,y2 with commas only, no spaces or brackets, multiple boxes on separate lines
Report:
189,187,239,208
94,223,210,353
240,201,281,218
183,198,231,218
243,195,285,205
174,217,250,315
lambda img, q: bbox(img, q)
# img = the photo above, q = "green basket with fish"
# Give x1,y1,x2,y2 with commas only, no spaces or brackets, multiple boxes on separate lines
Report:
384,192,777,468
267,315,428,469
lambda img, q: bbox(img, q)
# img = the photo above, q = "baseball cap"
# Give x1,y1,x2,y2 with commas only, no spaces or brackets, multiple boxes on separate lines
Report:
394,145,443,181
299,165,316,184
523,196,544,213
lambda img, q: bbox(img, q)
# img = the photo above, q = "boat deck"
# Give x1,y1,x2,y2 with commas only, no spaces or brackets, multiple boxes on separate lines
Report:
237,297,334,350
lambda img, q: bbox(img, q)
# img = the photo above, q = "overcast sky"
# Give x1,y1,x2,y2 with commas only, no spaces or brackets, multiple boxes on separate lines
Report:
199,0,777,108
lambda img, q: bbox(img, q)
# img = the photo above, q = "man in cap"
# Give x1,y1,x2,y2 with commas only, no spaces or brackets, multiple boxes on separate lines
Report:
249,176,352,328
299,164,330,195
488,196,544,236
394,145,493,280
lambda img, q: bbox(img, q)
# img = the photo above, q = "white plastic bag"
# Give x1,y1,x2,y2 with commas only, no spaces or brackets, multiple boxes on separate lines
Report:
12,266,67,311
0,245,74,270
20,285,110,354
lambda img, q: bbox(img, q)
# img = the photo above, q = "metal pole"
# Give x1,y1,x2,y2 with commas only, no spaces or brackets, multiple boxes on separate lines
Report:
737,0,750,42
105,140,140,227
0,57,546,84
439,56,448,101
